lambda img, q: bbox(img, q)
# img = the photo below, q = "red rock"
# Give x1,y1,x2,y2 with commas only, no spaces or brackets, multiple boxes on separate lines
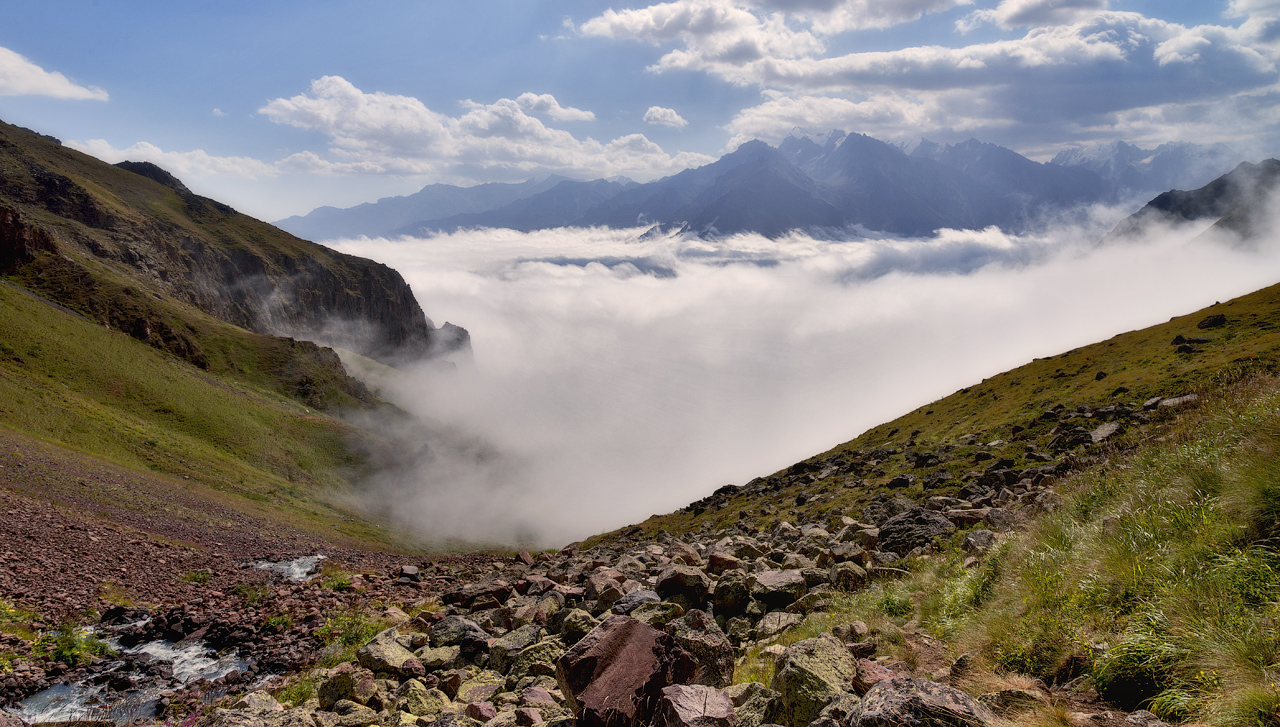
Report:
653,684,737,727
851,658,896,695
466,702,498,721
556,615,698,727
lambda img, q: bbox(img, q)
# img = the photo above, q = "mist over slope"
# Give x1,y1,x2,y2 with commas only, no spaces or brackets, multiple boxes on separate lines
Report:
328,197,1280,546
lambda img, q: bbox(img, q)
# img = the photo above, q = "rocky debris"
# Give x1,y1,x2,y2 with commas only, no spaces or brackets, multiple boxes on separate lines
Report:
877,508,956,555
556,615,698,727
851,676,996,727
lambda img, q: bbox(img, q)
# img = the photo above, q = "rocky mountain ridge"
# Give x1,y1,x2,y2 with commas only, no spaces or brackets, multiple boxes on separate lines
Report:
277,131,1246,241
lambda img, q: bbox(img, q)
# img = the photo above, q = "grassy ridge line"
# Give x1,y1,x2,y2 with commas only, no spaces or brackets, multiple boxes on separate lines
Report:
0,280,401,549
585,278,1280,545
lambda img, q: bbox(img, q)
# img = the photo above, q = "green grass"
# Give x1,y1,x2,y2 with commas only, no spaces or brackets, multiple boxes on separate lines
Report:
315,609,388,667
0,281,399,547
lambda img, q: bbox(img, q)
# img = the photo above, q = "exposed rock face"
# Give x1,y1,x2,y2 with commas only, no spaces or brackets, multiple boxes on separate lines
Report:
556,615,698,727
877,507,956,555
654,684,738,727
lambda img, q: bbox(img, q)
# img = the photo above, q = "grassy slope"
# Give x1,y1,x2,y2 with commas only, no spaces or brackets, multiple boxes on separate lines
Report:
0,279,404,549
586,280,1280,545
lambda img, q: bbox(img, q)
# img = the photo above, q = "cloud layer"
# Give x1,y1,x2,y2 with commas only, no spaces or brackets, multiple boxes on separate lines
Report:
326,205,1280,546
0,46,106,100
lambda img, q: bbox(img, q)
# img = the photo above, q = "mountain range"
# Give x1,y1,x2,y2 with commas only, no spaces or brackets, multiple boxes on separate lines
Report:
276,131,1248,241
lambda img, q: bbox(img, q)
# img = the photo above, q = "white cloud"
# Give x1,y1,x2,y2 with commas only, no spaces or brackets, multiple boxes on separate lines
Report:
258,76,713,180
644,105,689,127
957,0,1109,32
515,92,596,121
0,46,107,100
212,108,225,117
65,139,278,179
752,0,972,34
325,206,1280,545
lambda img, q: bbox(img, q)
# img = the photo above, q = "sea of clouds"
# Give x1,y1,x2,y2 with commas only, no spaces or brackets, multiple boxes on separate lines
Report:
326,206,1280,547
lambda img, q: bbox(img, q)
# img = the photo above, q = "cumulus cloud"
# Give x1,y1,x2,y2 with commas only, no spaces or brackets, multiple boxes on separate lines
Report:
324,205,1280,545
752,0,973,34
644,105,689,127
259,76,712,180
0,46,107,100
65,139,279,179
515,92,596,121
957,0,1109,32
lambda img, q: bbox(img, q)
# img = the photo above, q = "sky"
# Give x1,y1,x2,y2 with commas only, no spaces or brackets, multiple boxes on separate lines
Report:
2,0,1278,221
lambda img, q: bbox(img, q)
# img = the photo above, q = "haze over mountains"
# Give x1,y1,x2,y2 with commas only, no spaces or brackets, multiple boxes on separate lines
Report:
276,131,1248,242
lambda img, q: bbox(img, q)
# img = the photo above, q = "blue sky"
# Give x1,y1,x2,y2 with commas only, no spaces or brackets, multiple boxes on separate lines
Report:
1,0,1275,220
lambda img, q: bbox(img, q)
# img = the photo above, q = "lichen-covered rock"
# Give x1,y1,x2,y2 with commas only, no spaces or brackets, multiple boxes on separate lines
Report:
491,625,544,674
556,609,600,644
666,610,734,688
397,679,451,718
850,677,995,727
416,645,461,671
712,570,752,617
769,634,857,727
556,614,697,727
508,637,566,681
653,684,738,727
830,562,867,592
632,601,686,627
724,682,782,727
357,628,417,673
457,671,507,703
431,616,491,648
318,666,377,710
756,612,803,640
612,589,662,615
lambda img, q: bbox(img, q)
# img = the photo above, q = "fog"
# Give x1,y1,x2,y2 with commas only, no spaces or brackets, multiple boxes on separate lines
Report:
325,210,1280,547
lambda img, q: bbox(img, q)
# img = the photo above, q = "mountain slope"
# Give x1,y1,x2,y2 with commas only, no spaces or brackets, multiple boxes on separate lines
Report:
0,120,465,365
1108,158,1280,241
274,175,572,240
394,178,636,235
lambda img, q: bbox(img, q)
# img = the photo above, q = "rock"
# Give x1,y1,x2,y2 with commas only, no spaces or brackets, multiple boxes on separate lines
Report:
612,589,661,615
706,552,742,576
319,666,377,710
431,616,491,649
653,684,738,727
398,681,451,718
982,508,1016,532
961,531,996,555
657,565,712,605
1125,710,1171,727
232,691,284,711
669,541,703,566
1090,422,1120,443
850,659,896,695
752,570,808,609
555,615,697,727
1197,313,1227,329
667,610,735,688
712,570,752,617
491,625,544,674
877,508,956,556
557,609,600,644
724,682,782,727
850,677,996,727
978,688,1048,715
331,700,380,726
466,702,498,721
515,707,544,725
631,601,687,627
508,638,567,681
756,612,802,640
357,628,417,673
829,562,866,592
415,645,461,671
456,672,506,703
769,634,856,727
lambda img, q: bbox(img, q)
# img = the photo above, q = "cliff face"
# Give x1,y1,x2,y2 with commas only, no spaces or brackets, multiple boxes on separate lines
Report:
0,121,466,365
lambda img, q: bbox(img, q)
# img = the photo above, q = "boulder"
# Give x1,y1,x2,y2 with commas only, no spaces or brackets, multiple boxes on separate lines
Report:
415,645,461,671
724,682,782,727
706,552,742,576
666,610,735,688
769,634,856,727
491,625,544,674
632,601,686,627
612,589,662,615
756,612,803,640
555,615,697,727
508,637,566,681
961,530,996,555
657,565,712,605
653,685,738,727
318,666,377,710
850,677,996,727
712,570,752,617
751,570,807,609
830,562,866,592
398,680,451,718
431,616,491,649
357,628,417,673
877,508,956,555
557,609,600,644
